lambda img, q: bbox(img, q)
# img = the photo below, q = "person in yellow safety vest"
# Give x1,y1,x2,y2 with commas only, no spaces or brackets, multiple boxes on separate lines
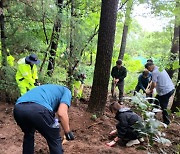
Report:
72,73,86,105
7,52,15,67
16,53,40,95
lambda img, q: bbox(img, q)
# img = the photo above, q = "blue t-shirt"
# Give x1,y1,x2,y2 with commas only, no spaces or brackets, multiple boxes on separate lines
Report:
16,84,72,112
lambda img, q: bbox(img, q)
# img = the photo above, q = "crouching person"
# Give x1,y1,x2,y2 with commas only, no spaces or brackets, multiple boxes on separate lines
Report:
13,84,74,154
107,102,143,147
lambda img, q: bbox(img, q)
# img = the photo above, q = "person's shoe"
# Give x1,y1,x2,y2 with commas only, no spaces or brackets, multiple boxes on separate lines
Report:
152,108,162,113
138,137,144,142
164,120,171,125
126,139,140,147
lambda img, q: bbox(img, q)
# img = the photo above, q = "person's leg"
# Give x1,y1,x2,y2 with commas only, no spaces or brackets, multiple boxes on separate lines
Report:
124,129,140,147
134,86,140,95
117,81,124,102
30,105,63,154
111,80,115,97
18,81,28,96
159,90,174,125
14,104,35,154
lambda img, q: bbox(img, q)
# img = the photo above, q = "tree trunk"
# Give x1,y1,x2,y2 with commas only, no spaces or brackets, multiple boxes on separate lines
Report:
118,25,128,60
47,0,63,76
166,14,179,78
87,0,119,116
0,0,7,66
118,0,133,60
67,0,75,88
171,25,180,112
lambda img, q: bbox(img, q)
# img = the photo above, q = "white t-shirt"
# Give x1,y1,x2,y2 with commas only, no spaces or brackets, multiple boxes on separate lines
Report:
152,66,174,96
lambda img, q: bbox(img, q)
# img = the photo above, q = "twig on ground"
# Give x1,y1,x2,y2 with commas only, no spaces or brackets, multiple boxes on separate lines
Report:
87,121,103,129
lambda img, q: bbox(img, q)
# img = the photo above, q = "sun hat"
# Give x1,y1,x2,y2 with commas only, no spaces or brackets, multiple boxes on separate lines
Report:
25,54,40,64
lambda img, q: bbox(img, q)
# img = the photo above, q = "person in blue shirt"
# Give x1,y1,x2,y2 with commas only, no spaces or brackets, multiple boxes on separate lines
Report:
13,84,74,154
134,69,152,97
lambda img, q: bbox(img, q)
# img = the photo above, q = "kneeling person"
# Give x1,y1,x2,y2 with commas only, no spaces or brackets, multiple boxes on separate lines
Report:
107,102,143,147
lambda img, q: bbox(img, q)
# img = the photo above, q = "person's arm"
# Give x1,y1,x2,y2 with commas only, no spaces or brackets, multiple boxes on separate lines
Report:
118,67,127,81
150,82,156,92
57,103,70,133
111,67,115,78
138,75,146,92
57,103,74,140
18,64,36,86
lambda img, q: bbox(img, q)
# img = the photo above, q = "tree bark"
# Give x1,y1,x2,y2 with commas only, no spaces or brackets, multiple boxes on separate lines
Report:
47,0,63,76
66,0,76,88
118,0,133,60
166,16,179,78
171,25,180,112
87,0,119,116
0,0,7,66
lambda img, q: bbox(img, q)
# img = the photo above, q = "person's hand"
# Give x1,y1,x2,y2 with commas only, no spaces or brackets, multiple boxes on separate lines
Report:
34,82,41,86
106,140,116,147
145,89,152,94
106,137,119,147
109,130,117,136
114,79,119,84
65,131,74,140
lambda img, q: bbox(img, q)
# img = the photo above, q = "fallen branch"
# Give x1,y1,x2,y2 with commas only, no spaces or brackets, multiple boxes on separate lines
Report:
87,121,103,129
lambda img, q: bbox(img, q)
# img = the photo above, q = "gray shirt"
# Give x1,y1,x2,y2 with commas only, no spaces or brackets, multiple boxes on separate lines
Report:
152,66,174,96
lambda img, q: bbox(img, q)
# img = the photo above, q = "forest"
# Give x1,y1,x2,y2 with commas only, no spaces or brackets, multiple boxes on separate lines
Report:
0,0,179,153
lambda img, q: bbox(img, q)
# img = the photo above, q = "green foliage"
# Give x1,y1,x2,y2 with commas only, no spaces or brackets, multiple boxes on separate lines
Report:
0,66,20,103
175,107,180,117
90,114,97,121
129,93,171,146
122,54,144,93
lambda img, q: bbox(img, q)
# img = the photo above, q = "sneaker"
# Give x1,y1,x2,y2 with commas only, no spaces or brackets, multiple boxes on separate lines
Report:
152,108,162,113
138,137,144,142
126,139,140,147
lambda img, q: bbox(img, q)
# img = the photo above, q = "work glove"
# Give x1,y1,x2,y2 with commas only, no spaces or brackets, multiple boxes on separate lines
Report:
65,131,75,140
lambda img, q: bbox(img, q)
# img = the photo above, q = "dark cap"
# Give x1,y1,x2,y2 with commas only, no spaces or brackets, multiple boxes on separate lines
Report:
116,59,122,65
25,54,40,64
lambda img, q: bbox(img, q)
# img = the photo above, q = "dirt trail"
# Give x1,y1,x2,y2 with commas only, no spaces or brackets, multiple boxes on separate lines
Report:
0,96,179,154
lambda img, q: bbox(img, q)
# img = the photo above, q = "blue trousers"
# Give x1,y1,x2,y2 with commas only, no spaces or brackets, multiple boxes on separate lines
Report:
13,103,63,154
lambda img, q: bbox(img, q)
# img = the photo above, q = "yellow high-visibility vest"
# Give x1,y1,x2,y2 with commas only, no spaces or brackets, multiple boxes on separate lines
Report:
7,55,15,67
16,58,38,95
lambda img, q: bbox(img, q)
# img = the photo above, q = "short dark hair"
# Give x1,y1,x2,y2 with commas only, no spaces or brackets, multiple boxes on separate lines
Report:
116,59,122,65
145,62,154,69
147,59,153,63
142,69,149,76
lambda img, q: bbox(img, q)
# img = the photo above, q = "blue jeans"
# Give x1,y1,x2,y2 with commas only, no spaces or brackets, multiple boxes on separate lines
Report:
13,103,63,154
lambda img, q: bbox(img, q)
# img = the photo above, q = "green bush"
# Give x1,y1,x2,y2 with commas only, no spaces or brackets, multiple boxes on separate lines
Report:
0,66,20,103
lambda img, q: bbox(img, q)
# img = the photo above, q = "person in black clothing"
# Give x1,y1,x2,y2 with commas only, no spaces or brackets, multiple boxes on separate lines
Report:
111,59,127,102
134,69,152,96
106,102,143,147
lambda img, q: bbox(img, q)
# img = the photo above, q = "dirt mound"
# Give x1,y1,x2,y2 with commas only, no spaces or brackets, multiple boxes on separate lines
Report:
0,93,180,153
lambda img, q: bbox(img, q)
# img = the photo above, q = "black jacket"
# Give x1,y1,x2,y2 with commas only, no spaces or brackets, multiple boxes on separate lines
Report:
111,66,127,82
115,108,142,139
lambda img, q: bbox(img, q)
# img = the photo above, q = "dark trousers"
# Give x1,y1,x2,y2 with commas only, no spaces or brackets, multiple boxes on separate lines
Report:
13,103,63,154
111,81,124,101
154,89,174,125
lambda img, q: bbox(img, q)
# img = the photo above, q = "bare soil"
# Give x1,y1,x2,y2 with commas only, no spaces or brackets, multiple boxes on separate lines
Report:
0,87,180,154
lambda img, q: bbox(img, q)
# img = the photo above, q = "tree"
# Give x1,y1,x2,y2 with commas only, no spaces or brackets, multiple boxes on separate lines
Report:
167,1,179,78
171,1,180,112
88,0,119,116
171,37,180,112
47,0,63,76
118,0,133,60
0,0,7,66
